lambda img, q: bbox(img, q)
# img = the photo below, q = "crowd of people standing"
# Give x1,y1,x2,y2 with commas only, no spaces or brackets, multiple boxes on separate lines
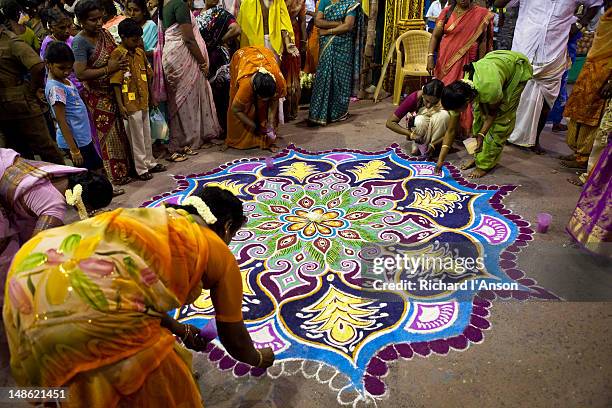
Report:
0,0,365,170
386,0,610,255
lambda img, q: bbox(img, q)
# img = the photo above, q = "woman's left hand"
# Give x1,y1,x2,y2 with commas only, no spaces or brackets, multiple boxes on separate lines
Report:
287,43,300,58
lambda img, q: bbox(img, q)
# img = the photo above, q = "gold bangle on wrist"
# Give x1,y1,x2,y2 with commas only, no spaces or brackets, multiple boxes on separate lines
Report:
477,132,485,138
428,53,434,56
255,349,263,367
182,325,191,341
441,144,450,149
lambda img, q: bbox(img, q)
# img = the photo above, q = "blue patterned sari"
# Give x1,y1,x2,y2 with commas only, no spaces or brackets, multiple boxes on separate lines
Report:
308,0,363,125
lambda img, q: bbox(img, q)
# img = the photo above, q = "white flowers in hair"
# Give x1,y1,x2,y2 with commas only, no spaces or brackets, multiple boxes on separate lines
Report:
65,184,88,220
461,78,476,90
257,66,276,82
182,196,218,225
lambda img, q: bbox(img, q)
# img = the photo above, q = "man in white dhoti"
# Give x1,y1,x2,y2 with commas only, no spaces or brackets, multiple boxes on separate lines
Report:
494,0,602,153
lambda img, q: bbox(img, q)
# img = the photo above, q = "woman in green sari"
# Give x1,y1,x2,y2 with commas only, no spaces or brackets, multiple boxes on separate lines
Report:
435,50,532,178
307,0,362,126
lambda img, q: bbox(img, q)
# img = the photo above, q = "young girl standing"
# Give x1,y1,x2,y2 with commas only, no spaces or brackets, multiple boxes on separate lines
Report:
45,41,104,173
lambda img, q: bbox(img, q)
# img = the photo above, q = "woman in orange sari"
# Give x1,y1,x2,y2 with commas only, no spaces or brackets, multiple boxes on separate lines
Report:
427,0,494,133
225,46,287,152
3,186,275,407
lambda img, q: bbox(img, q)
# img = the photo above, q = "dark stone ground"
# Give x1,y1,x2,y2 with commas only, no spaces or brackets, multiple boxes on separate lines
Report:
2,99,610,407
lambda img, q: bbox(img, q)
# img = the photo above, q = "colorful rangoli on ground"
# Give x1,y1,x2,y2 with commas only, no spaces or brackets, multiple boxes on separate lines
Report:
142,145,556,406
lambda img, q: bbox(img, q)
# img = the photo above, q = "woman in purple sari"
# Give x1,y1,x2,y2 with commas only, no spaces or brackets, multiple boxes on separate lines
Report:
196,0,241,134
160,0,222,162
0,149,114,295
0,148,113,376
567,133,612,257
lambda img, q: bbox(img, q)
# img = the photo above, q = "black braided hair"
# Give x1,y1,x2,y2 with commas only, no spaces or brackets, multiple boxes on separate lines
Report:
168,186,247,237
463,62,476,80
75,0,102,23
422,79,445,99
441,80,478,111
67,171,113,211
253,71,277,99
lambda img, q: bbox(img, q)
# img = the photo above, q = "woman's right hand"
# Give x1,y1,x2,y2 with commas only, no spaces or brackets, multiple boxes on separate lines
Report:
108,55,128,73
199,62,209,76
258,347,275,368
181,324,209,352
426,55,435,76
599,80,612,99
70,150,84,166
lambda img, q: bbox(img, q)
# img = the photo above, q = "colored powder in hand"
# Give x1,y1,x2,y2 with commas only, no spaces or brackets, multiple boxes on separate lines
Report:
200,319,218,341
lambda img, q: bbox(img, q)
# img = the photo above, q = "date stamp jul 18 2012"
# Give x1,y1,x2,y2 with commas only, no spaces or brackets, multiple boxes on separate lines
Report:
0,388,69,403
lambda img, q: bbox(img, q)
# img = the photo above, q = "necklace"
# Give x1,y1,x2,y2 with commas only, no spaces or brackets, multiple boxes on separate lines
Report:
454,5,472,18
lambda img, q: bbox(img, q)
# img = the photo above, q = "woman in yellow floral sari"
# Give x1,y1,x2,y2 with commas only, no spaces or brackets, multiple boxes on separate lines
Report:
3,186,274,407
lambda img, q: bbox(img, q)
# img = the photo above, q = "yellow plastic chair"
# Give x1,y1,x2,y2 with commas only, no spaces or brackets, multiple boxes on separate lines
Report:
393,30,432,105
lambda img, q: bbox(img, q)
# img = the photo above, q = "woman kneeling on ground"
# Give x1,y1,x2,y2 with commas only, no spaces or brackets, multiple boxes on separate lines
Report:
3,186,274,407
224,46,286,153
435,50,532,178
386,79,450,160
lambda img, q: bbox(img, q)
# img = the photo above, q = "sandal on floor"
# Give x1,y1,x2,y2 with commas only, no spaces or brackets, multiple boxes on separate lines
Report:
150,163,167,173
167,152,188,162
114,177,132,186
137,172,153,181
335,113,350,122
182,147,199,156
560,159,587,169
112,188,125,197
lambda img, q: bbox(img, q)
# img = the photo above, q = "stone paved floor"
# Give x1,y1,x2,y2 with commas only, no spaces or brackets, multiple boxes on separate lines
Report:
1,99,610,407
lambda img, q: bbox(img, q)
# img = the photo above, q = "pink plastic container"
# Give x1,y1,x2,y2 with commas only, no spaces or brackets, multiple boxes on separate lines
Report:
265,157,274,169
536,213,552,233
